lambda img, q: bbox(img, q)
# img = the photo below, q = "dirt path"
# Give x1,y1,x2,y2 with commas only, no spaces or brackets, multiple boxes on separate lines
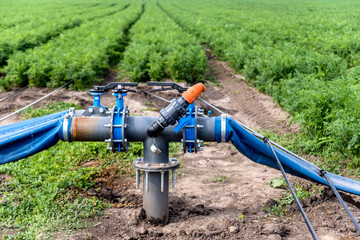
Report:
1,62,360,239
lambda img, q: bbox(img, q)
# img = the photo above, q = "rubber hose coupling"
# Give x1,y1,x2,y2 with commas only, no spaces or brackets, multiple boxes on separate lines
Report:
147,83,206,138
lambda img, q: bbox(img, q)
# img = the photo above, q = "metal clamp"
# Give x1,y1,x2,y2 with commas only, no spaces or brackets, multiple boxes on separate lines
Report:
62,107,75,142
221,114,227,142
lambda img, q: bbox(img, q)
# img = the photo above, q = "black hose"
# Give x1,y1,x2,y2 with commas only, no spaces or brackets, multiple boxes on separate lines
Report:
0,87,27,103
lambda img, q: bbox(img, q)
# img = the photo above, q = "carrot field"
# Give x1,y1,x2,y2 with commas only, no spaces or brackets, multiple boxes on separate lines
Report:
1,0,360,239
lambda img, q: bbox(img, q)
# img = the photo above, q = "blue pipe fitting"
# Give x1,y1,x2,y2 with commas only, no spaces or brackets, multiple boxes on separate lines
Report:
174,103,203,153
113,92,127,112
109,105,129,152
89,92,106,109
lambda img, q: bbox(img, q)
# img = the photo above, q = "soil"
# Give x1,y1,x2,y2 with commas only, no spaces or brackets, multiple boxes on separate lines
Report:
1,60,360,240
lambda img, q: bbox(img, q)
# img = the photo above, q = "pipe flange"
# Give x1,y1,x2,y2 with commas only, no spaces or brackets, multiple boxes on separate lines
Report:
109,106,129,152
132,158,180,172
181,106,203,153
194,106,198,153
122,105,129,152
109,106,116,152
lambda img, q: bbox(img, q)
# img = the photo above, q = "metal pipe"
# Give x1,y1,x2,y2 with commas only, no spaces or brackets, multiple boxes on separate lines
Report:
143,137,170,223
126,116,216,142
70,116,111,141
65,115,216,143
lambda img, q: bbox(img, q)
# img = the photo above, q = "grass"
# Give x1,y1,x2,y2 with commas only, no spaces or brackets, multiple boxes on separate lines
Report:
0,101,144,239
211,175,227,183
265,177,323,218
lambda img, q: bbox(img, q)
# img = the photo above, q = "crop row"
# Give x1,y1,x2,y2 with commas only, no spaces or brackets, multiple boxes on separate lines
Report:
119,3,206,83
1,3,143,90
0,1,128,65
160,0,360,160
0,0,118,29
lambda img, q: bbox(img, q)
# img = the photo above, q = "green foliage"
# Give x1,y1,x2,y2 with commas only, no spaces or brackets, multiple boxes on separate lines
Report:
20,101,81,119
160,0,360,167
269,177,287,189
266,178,323,217
211,175,227,183
1,2,142,90
120,3,207,83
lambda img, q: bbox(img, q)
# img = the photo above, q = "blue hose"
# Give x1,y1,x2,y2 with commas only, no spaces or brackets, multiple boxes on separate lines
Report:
0,111,67,164
216,116,360,196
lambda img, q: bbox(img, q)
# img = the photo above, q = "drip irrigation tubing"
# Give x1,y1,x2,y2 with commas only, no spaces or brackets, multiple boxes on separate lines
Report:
264,137,319,240
0,81,73,123
144,90,171,103
0,87,27,103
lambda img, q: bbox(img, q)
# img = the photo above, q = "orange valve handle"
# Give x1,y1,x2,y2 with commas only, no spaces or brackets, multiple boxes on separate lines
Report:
182,83,206,104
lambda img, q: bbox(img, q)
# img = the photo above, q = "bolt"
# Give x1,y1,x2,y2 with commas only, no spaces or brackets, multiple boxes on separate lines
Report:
160,163,165,167
89,108,94,113
99,108,104,113
145,163,150,167
150,144,161,154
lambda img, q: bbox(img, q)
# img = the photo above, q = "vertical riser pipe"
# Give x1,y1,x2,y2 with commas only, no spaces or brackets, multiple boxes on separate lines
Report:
143,172,169,223
143,137,170,224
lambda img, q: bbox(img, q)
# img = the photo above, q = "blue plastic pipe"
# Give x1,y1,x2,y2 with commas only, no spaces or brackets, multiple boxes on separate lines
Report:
0,111,67,164
215,116,360,196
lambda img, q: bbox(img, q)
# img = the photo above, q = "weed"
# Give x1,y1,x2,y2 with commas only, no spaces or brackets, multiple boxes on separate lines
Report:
143,107,157,111
269,177,287,189
265,177,323,217
211,175,227,183
207,79,221,87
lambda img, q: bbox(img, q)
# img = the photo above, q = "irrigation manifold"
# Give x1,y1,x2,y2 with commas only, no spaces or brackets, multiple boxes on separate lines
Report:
1,82,360,239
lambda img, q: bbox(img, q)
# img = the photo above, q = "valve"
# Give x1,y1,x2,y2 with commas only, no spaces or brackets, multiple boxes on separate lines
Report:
88,82,138,112
87,82,138,152
146,82,206,152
